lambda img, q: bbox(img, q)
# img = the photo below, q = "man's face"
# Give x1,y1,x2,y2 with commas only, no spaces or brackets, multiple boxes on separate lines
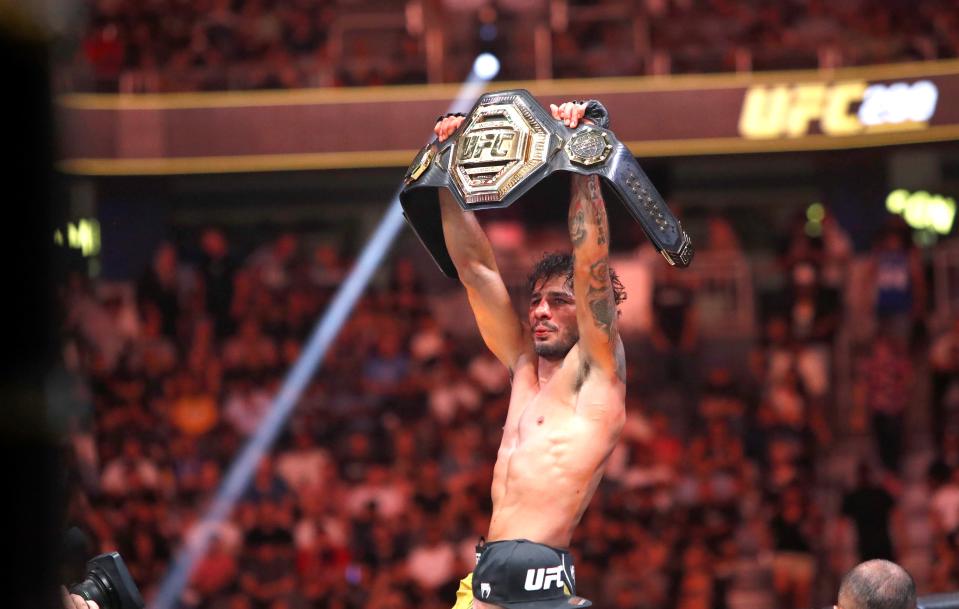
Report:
529,274,579,360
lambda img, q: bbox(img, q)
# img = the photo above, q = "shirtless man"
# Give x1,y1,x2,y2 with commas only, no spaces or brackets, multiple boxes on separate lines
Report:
434,101,627,609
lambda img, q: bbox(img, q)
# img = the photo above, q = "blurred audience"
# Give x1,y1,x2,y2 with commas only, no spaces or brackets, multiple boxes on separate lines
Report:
841,463,897,563
868,224,926,345
58,214,958,609
854,334,913,475
68,0,959,92
930,318,959,448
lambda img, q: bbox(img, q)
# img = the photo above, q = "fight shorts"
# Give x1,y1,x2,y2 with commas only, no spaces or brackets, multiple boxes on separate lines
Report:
452,539,591,609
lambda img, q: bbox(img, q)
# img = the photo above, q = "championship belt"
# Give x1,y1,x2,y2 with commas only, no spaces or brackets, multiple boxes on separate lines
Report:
399,89,693,278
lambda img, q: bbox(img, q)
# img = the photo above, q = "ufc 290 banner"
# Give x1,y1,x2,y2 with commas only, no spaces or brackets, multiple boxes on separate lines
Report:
59,59,959,175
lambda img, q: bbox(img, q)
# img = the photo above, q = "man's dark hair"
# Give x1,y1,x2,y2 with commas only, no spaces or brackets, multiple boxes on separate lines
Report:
527,252,627,305
838,560,916,609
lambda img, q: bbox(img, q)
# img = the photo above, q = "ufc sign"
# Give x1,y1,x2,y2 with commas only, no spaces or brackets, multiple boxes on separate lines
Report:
525,566,565,591
738,80,938,139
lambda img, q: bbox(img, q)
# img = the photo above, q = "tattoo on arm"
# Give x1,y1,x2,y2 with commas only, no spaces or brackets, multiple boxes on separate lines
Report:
569,196,586,247
570,177,608,246
587,257,615,339
572,177,622,378
570,207,587,245
586,178,607,245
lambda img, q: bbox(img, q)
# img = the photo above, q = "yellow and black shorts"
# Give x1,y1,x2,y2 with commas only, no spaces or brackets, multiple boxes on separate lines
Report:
449,569,573,609
452,539,581,609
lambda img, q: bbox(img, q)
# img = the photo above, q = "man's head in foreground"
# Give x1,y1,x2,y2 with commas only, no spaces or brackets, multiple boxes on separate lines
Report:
527,252,626,360
837,560,916,609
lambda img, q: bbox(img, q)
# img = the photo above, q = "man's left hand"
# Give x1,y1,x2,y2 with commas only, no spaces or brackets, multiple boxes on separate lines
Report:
549,101,589,128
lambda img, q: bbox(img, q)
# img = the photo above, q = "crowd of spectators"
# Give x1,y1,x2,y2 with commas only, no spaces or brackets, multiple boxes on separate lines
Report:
70,0,959,92
635,0,959,74
58,211,959,609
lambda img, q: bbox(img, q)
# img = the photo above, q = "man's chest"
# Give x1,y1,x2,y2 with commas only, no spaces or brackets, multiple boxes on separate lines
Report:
516,397,577,440
501,374,587,451
501,353,600,446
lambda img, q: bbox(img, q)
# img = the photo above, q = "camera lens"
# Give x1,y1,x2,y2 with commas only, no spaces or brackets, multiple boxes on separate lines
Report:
70,568,116,609
69,552,144,609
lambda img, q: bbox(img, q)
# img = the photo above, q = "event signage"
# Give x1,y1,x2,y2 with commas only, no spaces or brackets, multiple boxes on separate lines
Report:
739,80,939,138
57,60,959,175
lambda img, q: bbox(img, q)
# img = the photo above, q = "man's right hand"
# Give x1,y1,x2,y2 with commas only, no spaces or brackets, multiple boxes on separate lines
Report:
434,114,466,142
61,587,100,609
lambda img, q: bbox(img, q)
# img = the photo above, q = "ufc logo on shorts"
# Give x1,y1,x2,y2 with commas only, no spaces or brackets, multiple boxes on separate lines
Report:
524,566,565,591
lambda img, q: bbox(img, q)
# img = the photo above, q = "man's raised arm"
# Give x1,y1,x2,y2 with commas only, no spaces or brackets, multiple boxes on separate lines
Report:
435,116,529,372
567,174,624,381
553,101,625,382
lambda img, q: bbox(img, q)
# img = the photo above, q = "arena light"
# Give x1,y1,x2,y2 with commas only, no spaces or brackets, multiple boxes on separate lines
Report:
473,53,500,80
804,202,824,237
806,202,825,223
53,218,100,257
886,188,956,235
151,58,499,609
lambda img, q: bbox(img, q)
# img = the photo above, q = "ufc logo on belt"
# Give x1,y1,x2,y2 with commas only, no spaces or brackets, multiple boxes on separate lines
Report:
458,132,518,163
524,566,565,591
